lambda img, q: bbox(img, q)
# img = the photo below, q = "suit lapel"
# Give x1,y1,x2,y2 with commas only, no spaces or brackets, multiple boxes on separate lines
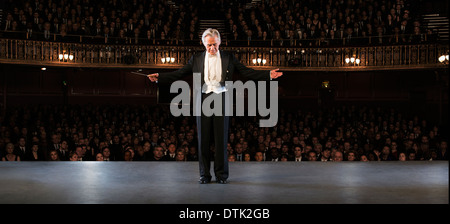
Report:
195,51,206,84
220,50,229,82
198,51,206,74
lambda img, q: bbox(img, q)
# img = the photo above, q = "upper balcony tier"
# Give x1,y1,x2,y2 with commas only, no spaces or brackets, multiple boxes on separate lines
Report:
0,31,448,71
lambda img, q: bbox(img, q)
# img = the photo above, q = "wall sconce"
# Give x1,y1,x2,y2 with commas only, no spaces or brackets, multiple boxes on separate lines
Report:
59,53,74,62
438,54,449,64
161,57,176,63
252,58,267,66
345,57,360,65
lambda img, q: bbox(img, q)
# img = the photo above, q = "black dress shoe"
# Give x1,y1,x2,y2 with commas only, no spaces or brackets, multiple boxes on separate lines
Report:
199,177,211,184
216,179,228,184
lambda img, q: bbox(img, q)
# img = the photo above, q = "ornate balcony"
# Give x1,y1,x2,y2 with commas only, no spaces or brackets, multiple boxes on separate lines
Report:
0,33,448,71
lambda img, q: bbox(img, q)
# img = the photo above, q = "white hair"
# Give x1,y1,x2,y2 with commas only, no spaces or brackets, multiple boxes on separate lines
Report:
201,28,221,45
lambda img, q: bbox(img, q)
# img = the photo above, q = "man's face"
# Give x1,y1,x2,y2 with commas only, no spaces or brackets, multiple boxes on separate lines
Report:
204,35,220,55
255,152,263,161
168,144,176,152
235,144,243,153
154,148,163,158
294,147,302,156
308,152,316,161
19,138,26,146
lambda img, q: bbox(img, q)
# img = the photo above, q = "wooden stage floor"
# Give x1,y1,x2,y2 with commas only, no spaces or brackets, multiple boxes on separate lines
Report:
0,161,448,204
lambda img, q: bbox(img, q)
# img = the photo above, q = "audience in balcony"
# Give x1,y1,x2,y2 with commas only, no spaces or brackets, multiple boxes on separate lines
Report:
0,0,437,46
1,0,200,45
223,0,437,46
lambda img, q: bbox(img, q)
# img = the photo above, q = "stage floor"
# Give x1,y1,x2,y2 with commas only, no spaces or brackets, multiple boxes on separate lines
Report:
0,161,448,204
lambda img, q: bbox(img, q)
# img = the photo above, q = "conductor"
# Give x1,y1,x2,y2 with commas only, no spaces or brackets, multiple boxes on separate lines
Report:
148,28,283,184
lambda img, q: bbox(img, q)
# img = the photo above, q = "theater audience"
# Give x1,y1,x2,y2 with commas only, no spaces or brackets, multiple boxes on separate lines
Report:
223,0,430,46
0,103,447,163
0,0,434,46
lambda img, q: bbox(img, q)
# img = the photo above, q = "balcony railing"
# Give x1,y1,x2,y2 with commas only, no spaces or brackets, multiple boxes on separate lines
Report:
0,33,448,71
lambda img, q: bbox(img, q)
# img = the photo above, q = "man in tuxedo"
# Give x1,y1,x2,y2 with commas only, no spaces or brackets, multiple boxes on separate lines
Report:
234,143,245,162
41,22,52,41
147,28,283,184
163,143,177,161
57,140,70,161
15,137,29,159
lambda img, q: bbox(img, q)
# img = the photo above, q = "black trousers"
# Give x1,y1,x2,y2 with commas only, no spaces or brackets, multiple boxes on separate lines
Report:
196,92,229,180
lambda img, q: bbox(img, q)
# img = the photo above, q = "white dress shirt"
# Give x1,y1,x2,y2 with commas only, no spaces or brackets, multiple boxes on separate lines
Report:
203,51,227,94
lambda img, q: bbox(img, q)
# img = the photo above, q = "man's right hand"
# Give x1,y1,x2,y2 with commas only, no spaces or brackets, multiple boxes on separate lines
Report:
147,73,159,82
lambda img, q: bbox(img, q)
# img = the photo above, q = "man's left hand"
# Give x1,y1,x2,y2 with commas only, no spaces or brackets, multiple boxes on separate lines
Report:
270,68,283,79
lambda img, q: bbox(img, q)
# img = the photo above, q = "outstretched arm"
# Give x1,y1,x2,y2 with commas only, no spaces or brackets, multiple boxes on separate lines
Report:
147,56,194,84
232,54,283,81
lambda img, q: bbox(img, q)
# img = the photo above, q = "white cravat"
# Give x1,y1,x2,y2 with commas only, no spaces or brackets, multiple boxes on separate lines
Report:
203,51,226,94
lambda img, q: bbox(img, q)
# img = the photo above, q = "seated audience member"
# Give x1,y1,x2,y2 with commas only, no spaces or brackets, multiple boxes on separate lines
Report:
149,146,166,161
48,150,61,161
24,143,45,161
2,143,21,161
